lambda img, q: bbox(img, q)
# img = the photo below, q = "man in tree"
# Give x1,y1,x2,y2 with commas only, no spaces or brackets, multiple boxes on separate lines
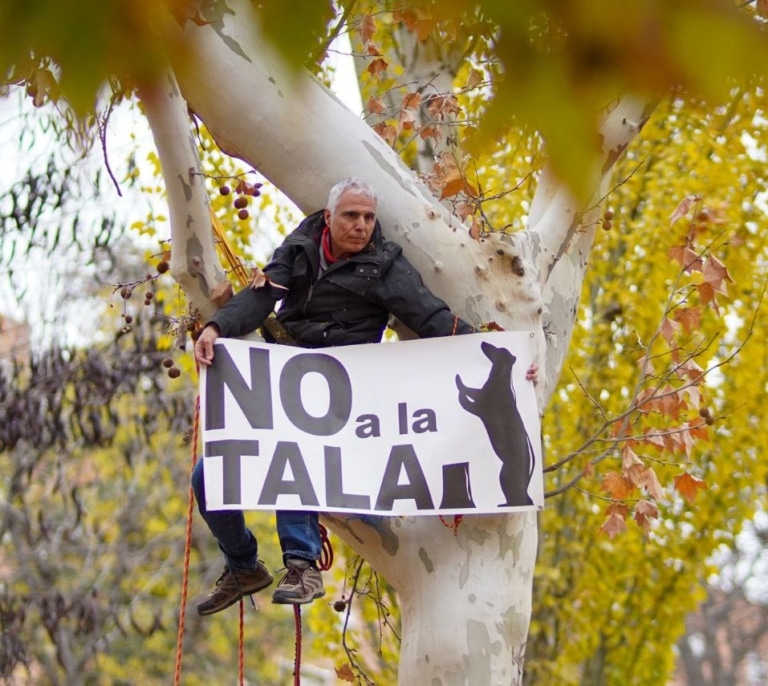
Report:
192,177,536,615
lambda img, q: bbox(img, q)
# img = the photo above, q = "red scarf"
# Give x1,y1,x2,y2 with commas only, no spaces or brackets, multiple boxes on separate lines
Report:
321,225,338,263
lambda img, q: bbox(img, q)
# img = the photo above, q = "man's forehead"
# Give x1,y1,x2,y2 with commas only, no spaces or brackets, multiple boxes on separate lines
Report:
336,191,377,210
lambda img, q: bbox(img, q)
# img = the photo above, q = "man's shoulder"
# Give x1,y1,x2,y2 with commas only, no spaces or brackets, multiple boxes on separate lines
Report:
291,210,325,238
380,237,402,260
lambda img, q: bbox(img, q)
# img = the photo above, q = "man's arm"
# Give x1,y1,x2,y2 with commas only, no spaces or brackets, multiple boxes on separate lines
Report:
373,253,475,338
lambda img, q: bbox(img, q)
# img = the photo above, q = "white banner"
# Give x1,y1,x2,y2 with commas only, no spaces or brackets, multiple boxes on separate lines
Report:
200,332,543,515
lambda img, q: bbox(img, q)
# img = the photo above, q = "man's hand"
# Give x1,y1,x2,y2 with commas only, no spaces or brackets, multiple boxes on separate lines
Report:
526,362,539,384
194,325,220,366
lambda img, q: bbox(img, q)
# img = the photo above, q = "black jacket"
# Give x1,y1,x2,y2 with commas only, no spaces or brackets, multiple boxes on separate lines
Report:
209,210,474,346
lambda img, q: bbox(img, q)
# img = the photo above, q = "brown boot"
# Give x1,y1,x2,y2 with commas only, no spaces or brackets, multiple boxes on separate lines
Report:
197,561,273,616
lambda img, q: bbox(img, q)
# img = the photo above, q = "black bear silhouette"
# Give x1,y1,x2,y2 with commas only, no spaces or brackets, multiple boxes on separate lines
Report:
455,341,535,507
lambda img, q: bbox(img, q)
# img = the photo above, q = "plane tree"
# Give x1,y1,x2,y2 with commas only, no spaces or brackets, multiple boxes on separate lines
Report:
3,1,768,683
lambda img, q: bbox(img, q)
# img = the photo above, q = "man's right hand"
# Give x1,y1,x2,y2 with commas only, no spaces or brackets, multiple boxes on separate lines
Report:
194,325,220,366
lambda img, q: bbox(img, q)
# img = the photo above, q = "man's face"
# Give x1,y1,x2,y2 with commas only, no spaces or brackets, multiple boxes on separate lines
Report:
324,191,377,259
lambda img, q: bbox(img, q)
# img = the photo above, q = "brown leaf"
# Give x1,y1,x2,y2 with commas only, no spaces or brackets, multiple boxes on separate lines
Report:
758,0,768,19
688,417,710,442
601,471,635,499
372,122,397,146
656,386,682,420
634,499,659,535
703,254,733,287
442,175,478,199
466,68,484,89
456,202,475,222
676,358,705,383
367,57,388,78
418,125,440,141
674,472,707,504
600,503,629,539
211,280,233,308
402,92,421,110
696,281,720,313
335,663,355,682
637,467,664,500
659,317,681,345
673,306,702,333
360,14,376,43
366,96,386,115
426,94,461,119
400,107,416,130
621,445,643,471
669,244,704,273
644,428,667,451
669,194,701,225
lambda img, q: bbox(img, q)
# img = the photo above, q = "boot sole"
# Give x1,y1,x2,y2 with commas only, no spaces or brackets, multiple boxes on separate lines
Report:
271,588,326,605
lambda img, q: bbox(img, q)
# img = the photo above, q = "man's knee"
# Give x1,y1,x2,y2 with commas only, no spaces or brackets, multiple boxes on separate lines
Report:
191,458,205,501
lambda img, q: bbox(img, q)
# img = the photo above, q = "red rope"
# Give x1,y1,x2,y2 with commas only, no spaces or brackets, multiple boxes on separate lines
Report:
318,523,334,571
293,605,302,685
173,396,200,686
439,514,464,535
239,599,245,685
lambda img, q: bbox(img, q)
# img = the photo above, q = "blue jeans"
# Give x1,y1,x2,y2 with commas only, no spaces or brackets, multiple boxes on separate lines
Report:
191,459,321,571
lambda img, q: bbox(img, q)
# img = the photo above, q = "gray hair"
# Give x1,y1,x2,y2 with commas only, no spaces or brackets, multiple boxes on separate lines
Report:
326,178,378,215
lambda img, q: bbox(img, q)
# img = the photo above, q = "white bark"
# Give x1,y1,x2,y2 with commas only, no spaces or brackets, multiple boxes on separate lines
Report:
146,2,653,682
138,73,225,323
528,97,655,394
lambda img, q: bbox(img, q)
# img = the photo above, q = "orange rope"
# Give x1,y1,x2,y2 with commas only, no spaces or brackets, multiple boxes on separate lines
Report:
210,208,250,288
173,395,200,686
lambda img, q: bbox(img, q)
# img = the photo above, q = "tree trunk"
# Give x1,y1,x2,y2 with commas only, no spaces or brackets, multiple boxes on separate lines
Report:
146,2,653,682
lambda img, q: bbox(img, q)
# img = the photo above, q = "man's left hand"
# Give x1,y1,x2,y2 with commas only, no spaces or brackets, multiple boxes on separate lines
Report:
526,363,539,383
